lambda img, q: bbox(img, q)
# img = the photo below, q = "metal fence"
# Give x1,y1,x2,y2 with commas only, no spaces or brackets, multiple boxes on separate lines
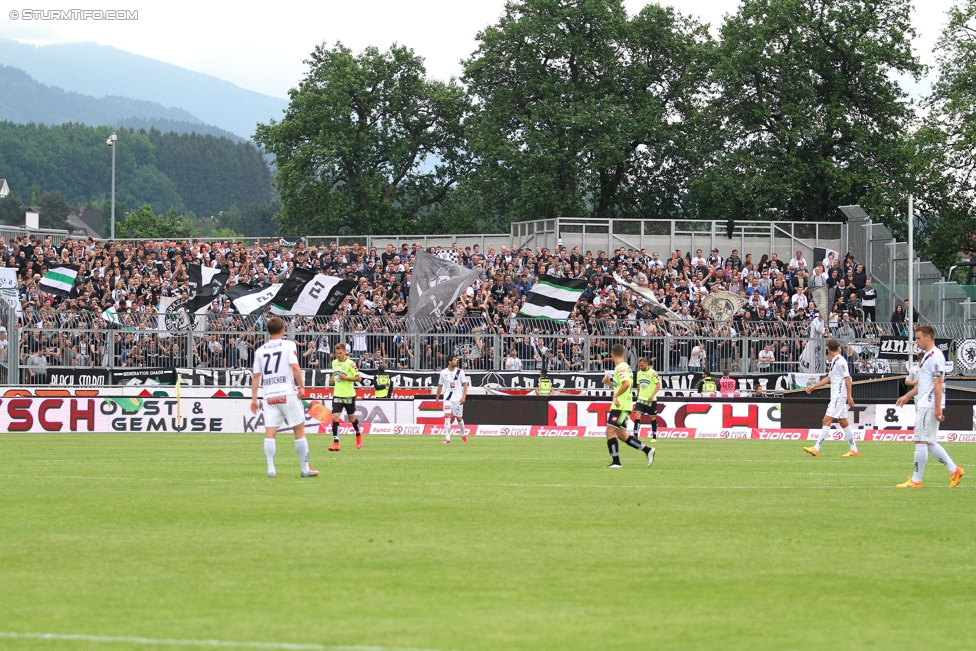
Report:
510,218,844,268
15,311,976,382
842,205,976,325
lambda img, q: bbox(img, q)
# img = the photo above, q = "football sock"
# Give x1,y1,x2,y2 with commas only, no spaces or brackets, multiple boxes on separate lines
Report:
815,426,830,451
444,417,452,442
912,444,928,483
633,418,641,435
332,421,339,442
264,438,276,474
352,419,361,435
607,438,620,464
623,435,647,453
927,443,957,474
843,426,858,452
295,437,309,473
458,419,466,437
650,417,658,434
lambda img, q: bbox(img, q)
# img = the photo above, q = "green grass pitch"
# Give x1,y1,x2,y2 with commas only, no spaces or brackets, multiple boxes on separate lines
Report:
1,435,974,651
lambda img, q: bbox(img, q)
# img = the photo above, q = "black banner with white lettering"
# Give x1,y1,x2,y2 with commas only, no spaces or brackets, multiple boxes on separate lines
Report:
878,336,951,360
47,367,179,386
111,368,178,386
47,368,111,387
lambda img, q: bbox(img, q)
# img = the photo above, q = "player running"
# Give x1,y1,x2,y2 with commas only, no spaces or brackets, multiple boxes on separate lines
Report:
436,355,469,443
603,344,655,468
250,317,317,478
329,342,363,451
803,339,859,457
895,325,964,488
632,358,659,440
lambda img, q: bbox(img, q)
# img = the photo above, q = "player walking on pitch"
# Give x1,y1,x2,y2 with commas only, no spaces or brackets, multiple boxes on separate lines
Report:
803,339,859,457
632,358,660,440
604,344,655,468
250,317,317,478
895,325,964,488
436,355,469,443
329,343,363,451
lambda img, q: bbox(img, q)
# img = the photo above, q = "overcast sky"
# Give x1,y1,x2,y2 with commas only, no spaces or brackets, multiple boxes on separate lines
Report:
0,0,958,99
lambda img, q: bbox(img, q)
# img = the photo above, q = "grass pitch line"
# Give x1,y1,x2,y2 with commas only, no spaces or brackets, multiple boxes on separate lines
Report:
0,631,448,651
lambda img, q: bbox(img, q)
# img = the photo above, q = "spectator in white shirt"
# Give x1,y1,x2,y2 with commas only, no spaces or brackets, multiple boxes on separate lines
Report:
788,250,807,271
504,349,523,371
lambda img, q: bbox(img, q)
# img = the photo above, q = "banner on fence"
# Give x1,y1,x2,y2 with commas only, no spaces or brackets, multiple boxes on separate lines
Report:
878,336,951,359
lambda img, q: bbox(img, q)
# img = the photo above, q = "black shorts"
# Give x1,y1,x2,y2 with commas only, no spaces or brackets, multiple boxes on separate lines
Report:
608,409,631,429
635,400,657,415
332,397,357,416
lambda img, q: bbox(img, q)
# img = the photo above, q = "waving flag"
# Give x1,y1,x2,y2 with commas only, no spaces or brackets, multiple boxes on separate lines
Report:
612,272,692,332
518,275,587,321
271,269,356,316
186,265,229,314
39,264,79,297
408,250,481,331
226,283,282,315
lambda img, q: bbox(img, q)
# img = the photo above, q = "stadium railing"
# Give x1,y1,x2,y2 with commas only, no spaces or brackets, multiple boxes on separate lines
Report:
12,309,976,382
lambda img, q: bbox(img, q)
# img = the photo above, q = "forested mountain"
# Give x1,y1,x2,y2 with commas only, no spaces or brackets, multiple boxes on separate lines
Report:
0,122,273,219
0,66,245,142
0,40,287,139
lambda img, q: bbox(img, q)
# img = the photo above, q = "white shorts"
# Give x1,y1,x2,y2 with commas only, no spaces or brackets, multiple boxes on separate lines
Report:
825,397,848,420
263,393,305,430
914,407,940,443
442,401,463,418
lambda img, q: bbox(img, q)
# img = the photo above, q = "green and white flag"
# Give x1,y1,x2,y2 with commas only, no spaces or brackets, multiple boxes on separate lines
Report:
101,306,120,326
39,264,79,297
518,275,587,321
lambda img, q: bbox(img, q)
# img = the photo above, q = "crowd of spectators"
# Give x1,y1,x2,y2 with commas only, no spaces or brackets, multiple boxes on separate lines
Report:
5,232,900,377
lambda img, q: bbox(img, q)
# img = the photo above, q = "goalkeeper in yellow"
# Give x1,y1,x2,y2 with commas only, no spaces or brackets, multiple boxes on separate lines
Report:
603,344,656,468
632,358,660,440
329,342,363,451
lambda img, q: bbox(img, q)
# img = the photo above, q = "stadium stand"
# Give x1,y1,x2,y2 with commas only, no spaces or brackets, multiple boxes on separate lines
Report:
7,231,922,376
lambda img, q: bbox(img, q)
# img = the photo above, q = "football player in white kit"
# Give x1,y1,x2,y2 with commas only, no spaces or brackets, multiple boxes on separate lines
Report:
435,354,469,443
803,339,859,457
895,324,964,488
250,317,318,478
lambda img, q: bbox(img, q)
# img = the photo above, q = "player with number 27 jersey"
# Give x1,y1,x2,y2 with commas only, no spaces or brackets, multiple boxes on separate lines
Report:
254,338,301,399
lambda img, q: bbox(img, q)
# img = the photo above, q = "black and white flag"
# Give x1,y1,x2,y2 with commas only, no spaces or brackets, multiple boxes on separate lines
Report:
39,264,79,297
612,272,693,332
271,269,355,316
408,250,481,331
518,275,587,321
702,291,747,322
226,283,282,315
186,265,229,314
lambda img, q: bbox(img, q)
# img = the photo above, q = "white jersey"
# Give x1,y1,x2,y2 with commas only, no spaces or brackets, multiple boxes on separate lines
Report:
906,363,920,384
828,354,850,401
916,347,946,409
438,367,468,403
253,338,300,398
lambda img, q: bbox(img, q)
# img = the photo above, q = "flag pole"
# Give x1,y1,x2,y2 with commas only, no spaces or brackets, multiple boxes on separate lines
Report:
907,194,914,369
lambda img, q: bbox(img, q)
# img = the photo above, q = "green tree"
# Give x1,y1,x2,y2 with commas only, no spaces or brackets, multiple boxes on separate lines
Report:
461,0,712,222
907,0,976,271
692,0,923,222
117,204,191,239
254,43,471,236
0,192,22,226
37,190,72,230
219,201,281,237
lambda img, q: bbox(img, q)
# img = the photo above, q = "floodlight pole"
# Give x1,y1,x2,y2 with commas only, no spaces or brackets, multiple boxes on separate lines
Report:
108,132,117,240
908,194,913,366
